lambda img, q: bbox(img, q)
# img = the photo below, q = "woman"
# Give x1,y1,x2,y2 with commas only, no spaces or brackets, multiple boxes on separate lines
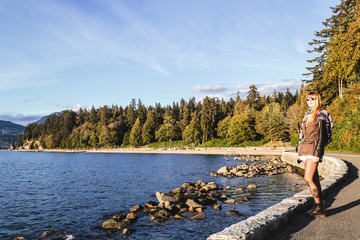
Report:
298,90,328,218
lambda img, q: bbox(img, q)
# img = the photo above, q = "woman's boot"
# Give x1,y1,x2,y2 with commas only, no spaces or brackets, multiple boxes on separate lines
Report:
309,203,326,218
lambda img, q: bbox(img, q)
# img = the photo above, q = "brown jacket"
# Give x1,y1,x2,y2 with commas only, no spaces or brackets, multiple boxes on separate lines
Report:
299,117,327,157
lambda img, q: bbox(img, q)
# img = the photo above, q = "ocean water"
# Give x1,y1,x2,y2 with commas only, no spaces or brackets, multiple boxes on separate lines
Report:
0,150,305,240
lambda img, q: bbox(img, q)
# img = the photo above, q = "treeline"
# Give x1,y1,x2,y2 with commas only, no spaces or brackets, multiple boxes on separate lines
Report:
22,86,301,149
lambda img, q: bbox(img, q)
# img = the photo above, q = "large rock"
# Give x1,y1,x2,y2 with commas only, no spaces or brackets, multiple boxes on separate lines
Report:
145,201,159,208
204,182,218,191
130,204,143,212
217,166,229,174
182,182,192,189
122,228,135,235
169,187,183,195
113,214,125,221
102,219,121,229
247,184,257,189
226,210,243,216
185,199,204,208
126,212,137,220
224,199,235,204
43,230,56,237
156,191,178,204
212,203,222,210
192,214,206,220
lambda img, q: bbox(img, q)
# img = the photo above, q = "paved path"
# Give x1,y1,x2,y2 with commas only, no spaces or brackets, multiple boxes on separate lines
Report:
273,152,360,240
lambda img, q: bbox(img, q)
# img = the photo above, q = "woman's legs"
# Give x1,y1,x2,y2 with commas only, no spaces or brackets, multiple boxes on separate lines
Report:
304,158,321,204
304,158,325,217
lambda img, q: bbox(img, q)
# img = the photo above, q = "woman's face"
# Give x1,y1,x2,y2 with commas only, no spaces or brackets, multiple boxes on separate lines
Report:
306,95,316,109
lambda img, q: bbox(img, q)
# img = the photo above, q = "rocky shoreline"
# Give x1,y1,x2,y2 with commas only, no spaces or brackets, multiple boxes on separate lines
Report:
211,155,294,178
99,154,296,237
101,180,257,236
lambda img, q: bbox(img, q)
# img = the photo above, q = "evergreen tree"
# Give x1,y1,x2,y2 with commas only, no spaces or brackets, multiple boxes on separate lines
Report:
182,112,202,145
304,0,357,103
200,97,217,143
137,99,147,124
125,99,137,128
142,110,156,145
155,113,177,142
216,116,231,139
323,3,360,99
129,118,142,147
245,85,260,111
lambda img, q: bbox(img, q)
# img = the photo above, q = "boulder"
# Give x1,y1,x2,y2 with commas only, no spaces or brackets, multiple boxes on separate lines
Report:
43,230,56,237
156,192,178,204
151,209,170,221
122,228,135,235
145,201,158,208
212,203,222,210
218,194,228,201
194,180,206,187
205,182,218,190
174,214,184,219
217,166,228,174
182,182,192,189
195,207,204,213
185,199,204,208
169,187,183,195
226,210,243,216
102,219,121,229
223,199,235,204
130,204,143,212
247,184,257,189
236,188,244,193
192,214,206,220
113,214,125,221
126,212,137,220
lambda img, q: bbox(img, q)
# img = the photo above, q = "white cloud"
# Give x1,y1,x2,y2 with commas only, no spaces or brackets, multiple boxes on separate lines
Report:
193,79,301,100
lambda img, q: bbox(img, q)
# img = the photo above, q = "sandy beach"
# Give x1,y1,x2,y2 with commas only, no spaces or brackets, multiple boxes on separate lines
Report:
18,146,295,156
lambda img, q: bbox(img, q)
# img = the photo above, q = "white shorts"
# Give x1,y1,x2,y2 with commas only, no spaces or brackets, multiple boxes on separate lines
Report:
299,155,323,163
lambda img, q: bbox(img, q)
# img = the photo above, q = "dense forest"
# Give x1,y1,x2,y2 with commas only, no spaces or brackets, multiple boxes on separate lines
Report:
21,0,360,152
21,86,300,149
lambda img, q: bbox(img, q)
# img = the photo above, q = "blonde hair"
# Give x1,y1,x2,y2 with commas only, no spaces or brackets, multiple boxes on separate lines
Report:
306,90,322,126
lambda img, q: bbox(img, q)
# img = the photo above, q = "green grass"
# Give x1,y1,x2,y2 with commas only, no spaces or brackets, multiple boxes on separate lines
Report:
198,138,270,147
148,140,188,148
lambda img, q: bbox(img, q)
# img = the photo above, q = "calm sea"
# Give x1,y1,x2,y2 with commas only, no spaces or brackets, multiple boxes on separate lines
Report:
0,150,305,240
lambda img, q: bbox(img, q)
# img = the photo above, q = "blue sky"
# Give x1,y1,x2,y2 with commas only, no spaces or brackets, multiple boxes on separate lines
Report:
0,0,338,125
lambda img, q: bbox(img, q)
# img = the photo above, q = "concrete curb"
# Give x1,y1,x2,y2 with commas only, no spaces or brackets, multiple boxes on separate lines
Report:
207,152,348,240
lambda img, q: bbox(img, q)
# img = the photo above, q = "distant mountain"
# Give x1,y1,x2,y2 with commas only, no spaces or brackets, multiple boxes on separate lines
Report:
34,112,62,125
0,120,25,149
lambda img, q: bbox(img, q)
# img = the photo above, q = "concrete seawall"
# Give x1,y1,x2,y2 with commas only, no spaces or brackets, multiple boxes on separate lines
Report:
207,151,348,240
